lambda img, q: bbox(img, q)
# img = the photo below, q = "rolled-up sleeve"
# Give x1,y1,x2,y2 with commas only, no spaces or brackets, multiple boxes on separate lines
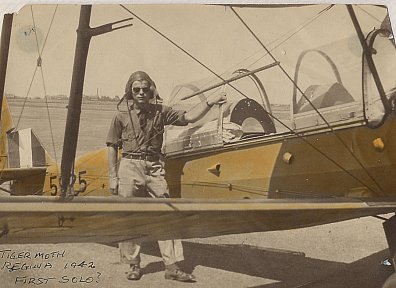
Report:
106,114,123,147
163,105,188,126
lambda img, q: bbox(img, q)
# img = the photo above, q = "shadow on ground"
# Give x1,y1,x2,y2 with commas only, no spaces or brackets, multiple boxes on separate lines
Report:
112,241,395,288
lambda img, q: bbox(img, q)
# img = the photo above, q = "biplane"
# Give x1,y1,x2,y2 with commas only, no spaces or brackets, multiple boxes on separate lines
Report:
1,3,396,285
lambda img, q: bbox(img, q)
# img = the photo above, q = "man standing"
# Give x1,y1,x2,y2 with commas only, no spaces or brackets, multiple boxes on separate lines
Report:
106,71,226,282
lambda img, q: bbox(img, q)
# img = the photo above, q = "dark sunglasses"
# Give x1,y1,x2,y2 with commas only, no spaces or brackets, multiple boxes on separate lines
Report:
132,87,150,94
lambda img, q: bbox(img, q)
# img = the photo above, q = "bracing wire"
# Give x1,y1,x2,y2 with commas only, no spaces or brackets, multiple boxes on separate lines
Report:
4,5,60,192
356,5,382,23
30,5,59,166
86,91,383,198
13,5,59,164
14,66,39,130
36,5,384,198
170,5,334,111
0,5,58,195
110,4,386,197
103,96,384,198
229,5,386,196
119,4,259,101
246,5,334,70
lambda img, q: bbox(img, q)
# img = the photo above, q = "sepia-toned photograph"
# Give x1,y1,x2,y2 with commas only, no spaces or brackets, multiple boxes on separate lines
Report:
0,2,396,287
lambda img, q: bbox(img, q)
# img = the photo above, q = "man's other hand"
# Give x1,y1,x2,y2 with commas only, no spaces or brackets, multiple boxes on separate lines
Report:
207,91,227,106
109,177,119,195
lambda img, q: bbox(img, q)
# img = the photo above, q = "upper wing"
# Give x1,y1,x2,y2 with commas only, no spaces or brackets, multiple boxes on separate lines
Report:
0,196,395,244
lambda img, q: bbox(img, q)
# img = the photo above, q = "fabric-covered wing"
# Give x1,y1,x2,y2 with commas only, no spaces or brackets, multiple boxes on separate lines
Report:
0,196,395,244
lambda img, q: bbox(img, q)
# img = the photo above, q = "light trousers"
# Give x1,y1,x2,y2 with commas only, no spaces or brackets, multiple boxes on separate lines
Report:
117,157,184,266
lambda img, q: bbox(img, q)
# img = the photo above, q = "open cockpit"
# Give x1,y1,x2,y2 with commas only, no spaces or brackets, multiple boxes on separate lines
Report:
164,22,396,157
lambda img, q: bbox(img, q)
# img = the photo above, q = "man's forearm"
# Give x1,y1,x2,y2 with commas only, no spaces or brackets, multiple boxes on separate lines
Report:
183,92,226,123
184,100,212,123
108,146,118,178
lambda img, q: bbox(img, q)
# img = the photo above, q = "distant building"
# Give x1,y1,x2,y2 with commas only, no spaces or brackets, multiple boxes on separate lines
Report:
48,94,68,100
90,95,100,101
5,93,17,99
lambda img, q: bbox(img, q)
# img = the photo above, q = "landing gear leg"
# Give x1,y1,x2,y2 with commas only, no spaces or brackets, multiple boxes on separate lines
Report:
382,215,396,288
383,214,396,267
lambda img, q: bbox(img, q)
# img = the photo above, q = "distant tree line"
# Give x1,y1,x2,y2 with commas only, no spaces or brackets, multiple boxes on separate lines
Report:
5,93,120,102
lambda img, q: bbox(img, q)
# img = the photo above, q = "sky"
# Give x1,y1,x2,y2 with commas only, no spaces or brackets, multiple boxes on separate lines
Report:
0,3,393,105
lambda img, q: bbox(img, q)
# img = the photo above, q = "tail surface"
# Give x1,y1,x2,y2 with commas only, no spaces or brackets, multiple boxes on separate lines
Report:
0,97,57,195
0,96,13,171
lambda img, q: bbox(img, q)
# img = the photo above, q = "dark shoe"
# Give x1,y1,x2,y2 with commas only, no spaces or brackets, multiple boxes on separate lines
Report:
126,264,142,280
165,269,196,282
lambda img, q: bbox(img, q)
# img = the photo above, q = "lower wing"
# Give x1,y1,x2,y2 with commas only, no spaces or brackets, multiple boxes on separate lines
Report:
0,196,395,244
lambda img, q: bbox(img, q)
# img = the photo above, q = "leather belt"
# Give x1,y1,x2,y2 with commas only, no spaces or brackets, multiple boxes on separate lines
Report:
122,153,159,162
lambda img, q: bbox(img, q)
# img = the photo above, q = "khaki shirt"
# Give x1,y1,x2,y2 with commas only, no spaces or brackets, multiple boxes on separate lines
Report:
106,103,187,155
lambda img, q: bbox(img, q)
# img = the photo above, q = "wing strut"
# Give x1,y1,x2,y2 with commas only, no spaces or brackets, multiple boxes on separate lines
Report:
346,4,391,115
60,5,133,198
0,14,13,123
